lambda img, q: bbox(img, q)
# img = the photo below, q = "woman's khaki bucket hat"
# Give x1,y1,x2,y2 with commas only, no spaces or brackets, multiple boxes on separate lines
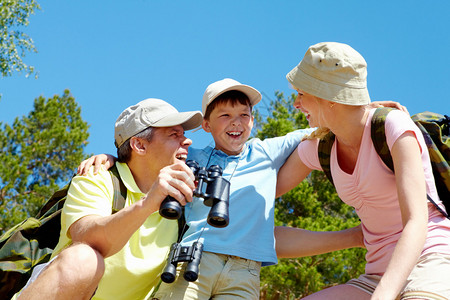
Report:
286,42,371,105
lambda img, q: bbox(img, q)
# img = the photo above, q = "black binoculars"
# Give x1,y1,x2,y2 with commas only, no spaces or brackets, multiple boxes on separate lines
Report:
159,160,230,228
161,241,203,283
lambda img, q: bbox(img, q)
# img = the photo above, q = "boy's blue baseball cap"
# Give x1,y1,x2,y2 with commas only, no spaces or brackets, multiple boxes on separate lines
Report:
202,78,262,115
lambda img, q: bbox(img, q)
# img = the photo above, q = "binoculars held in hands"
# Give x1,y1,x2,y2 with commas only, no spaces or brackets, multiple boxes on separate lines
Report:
161,241,203,283
159,160,230,228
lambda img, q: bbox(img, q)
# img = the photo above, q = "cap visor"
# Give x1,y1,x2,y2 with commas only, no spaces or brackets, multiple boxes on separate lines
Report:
153,111,203,131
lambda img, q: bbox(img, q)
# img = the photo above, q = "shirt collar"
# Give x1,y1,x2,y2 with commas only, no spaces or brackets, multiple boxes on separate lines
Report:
204,142,250,160
115,162,143,194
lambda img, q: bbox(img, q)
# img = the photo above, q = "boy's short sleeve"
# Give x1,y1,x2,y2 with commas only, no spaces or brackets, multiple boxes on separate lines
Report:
261,128,315,169
297,138,322,171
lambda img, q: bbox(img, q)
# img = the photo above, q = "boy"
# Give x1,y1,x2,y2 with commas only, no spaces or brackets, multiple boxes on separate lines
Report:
152,78,314,299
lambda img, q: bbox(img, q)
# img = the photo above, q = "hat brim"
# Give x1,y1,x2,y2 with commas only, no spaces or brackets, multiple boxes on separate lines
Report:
152,111,203,131
287,66,370,106
202,84,262,114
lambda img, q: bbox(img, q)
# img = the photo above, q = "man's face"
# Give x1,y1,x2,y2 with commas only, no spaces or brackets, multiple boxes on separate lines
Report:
202,101,254,156
146,125,192,169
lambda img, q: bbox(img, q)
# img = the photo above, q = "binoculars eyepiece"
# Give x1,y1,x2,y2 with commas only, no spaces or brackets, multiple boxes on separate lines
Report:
159,160,230,228
161,241,203,283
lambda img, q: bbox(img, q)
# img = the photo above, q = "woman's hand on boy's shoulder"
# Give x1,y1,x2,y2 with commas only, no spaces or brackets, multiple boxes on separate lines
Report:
369,101,409,115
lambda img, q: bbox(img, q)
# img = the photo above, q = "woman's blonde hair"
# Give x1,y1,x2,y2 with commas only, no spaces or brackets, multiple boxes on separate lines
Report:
303,127,330,141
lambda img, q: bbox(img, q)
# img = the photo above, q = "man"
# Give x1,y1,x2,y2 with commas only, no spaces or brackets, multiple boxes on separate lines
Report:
17,99,203,300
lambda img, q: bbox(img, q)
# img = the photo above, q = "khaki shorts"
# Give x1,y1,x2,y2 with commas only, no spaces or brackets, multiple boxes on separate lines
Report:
346,253,450,300
152,251,261,300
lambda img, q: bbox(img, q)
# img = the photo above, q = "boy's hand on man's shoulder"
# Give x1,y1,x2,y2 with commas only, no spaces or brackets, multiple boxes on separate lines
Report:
77,154,117,175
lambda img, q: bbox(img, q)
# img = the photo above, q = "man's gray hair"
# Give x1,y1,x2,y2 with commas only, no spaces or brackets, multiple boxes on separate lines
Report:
117,127,154,163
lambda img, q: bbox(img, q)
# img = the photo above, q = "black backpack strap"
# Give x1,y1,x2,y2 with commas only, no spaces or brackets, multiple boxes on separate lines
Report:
427,194,449,218
177,207,189,241
318,131,336,186
371,107,395,172
109,164,127,213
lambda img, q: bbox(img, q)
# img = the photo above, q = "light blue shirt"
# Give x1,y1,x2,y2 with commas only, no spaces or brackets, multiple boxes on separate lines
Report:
182,129,313,266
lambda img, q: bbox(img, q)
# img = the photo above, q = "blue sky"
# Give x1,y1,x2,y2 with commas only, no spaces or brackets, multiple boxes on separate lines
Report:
0,0,449,159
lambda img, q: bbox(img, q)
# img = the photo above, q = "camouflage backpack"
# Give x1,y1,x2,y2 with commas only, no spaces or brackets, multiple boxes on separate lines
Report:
318,107,450,218
0,165,127,299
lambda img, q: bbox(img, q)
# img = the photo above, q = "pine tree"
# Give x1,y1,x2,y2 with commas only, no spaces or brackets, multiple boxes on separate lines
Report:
0,90,89,234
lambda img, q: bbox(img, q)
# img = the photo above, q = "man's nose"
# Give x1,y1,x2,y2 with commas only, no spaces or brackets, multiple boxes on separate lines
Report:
182,136,193,146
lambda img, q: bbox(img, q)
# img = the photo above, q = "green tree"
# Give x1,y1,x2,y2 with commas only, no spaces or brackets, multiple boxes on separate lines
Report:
255,92,366,299
0,0,40,78
0,90,90,234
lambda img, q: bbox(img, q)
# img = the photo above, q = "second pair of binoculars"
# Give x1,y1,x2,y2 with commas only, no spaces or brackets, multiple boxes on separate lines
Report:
159,160,230,228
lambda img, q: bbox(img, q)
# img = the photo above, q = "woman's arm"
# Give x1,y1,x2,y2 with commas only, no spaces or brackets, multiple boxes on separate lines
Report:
371,132,428,300
276,148,312,197
275,225,364,258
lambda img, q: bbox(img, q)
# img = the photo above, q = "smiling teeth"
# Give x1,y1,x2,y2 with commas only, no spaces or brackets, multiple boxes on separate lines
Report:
176,154,187,160
228,132,241,136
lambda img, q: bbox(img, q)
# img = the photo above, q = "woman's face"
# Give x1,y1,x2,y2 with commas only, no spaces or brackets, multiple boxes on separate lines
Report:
293,89,323,127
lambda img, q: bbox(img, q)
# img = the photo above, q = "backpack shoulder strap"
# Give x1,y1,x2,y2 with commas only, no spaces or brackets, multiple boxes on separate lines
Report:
35,182,72,219
318,131,336,186
109,164,127,213
371,107,396,172
372,108,449,219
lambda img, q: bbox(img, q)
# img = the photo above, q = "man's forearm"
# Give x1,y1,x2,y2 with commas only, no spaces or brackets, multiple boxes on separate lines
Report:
69,195,158,257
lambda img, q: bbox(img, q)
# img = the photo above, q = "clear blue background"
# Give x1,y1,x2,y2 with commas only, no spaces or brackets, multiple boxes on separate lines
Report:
1,0,448,157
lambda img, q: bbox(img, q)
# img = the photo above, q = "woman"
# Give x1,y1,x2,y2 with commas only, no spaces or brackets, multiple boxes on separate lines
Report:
275,42,450,300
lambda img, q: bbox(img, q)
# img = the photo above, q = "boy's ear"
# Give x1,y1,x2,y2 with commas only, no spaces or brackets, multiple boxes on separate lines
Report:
202,119,211,133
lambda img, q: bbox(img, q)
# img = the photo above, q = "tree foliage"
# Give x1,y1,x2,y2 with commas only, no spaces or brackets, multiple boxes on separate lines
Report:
0,90,90,234
255,92,366,299
0,0,40,78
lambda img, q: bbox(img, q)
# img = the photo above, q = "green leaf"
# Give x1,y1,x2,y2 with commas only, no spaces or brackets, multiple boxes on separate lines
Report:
0,0,40,78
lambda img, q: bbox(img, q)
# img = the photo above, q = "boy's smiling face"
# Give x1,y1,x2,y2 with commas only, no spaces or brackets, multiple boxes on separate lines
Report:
202,100,254,156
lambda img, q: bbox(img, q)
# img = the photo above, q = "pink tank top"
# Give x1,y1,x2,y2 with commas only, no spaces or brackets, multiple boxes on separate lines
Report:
297,108,450,275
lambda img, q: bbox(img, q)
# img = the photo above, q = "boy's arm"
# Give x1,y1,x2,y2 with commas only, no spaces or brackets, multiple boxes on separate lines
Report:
77,154,117,175
276,148,312,197
275,225,364,258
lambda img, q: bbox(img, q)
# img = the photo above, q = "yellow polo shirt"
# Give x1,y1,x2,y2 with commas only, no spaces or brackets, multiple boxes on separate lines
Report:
52,162,178,300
